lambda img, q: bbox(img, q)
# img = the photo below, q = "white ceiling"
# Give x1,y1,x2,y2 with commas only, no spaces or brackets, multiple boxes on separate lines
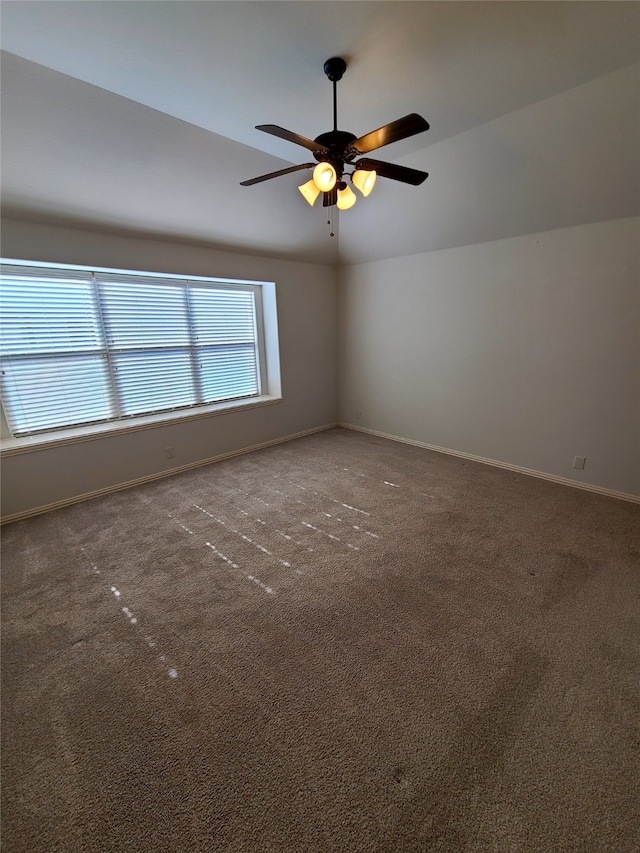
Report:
1,1,639,265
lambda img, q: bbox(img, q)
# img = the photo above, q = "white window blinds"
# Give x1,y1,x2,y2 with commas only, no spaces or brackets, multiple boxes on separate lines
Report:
1,262,262,436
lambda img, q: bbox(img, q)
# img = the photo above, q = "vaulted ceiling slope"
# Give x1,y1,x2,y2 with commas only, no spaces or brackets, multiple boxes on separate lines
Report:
1,2,639,265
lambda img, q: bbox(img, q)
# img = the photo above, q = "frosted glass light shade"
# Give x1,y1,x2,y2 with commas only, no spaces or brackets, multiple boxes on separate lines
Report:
298,179,321,206
337,184,357,210
313,162,337,192
352,168,377,197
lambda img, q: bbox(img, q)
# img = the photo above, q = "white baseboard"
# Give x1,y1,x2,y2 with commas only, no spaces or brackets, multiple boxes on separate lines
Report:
5,421,637,523
1,423,338,524
339,422,640,505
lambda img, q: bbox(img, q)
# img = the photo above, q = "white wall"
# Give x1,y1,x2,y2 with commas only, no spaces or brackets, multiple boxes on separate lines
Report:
1,218,338,518
338,217,640,497
3,215,639,515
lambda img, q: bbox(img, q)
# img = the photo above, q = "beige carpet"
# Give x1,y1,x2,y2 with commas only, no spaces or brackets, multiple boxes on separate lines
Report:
2,428,639,852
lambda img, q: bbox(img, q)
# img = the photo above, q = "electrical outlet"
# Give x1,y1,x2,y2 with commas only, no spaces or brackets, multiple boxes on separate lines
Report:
165,446,175,459
573,456,586,470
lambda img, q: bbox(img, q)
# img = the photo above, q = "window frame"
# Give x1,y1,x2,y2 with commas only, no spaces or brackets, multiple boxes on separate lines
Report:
0,259,281,451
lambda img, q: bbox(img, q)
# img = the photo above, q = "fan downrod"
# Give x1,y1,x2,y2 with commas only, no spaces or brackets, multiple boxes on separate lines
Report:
315,58,355,163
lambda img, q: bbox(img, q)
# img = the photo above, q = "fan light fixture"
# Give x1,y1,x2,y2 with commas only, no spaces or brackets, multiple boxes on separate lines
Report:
298,179,321,206
352,168,377,197
337,183,357,210
313,162,337,192
299,170,370,209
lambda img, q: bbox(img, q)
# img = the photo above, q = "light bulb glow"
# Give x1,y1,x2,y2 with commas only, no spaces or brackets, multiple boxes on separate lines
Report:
337,184,357,210
313,162,337,192
352,169,377,197
298,179,321,206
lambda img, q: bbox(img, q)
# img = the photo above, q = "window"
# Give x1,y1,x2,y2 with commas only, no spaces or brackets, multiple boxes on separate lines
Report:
1,260,278,437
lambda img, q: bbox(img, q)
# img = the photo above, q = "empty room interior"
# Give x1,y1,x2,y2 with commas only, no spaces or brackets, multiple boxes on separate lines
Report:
1,2,639,851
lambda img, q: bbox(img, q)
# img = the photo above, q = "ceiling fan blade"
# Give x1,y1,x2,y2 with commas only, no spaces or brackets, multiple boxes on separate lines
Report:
240,163,315,186
349,114,429,156
255,125,330,154
355,158,428,186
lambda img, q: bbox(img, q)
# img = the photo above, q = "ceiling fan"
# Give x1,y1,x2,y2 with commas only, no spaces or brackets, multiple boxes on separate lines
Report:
240,57,429,212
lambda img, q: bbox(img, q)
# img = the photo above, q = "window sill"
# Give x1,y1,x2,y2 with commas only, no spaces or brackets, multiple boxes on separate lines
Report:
0,395,283,457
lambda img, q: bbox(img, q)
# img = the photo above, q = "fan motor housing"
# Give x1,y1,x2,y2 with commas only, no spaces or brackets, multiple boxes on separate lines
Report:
313,130,357,168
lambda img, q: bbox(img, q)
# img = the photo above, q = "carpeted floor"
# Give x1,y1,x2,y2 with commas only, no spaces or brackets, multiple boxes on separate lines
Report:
2,427,639,852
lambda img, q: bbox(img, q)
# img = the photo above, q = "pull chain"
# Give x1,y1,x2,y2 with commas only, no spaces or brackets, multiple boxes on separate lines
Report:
328,206,335,238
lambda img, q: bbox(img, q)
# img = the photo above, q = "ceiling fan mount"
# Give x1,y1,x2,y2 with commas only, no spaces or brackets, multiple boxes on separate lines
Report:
323,56,347,82
240,56,430,209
